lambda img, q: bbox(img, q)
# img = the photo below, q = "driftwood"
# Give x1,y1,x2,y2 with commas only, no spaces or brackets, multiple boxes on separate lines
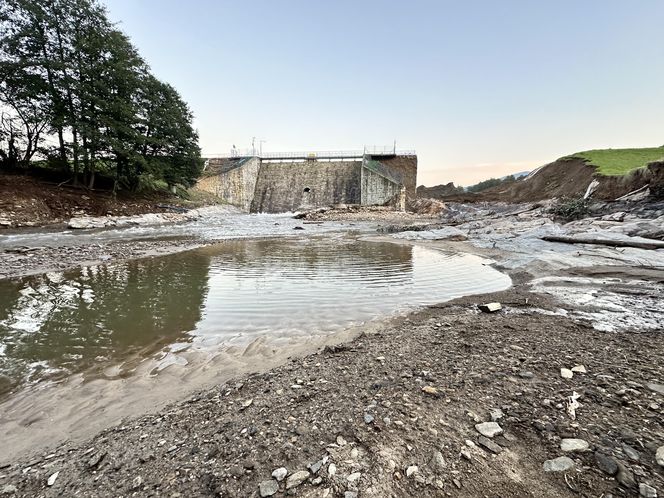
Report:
542,235,664,250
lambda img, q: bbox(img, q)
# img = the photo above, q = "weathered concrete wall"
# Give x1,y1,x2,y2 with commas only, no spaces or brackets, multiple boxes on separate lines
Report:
367,155,418,199
196,158,260,210
250,161,361,213
361,165,402,206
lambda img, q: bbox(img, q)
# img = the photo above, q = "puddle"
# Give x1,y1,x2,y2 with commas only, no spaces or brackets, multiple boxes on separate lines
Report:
0,237,511,397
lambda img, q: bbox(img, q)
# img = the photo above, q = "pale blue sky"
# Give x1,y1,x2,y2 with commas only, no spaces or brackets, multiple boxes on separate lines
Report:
105,0,664,186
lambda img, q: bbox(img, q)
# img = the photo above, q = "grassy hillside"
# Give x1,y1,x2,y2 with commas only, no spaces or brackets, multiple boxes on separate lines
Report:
566,146,664,176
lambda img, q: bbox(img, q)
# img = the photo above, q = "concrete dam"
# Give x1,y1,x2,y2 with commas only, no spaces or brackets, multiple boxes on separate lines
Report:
196,149,417,213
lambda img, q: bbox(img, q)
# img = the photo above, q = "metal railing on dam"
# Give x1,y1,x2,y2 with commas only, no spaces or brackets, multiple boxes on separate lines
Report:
202,147,416,160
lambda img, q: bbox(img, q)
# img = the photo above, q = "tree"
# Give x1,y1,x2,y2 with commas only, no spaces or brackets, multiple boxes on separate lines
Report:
0,0,203,191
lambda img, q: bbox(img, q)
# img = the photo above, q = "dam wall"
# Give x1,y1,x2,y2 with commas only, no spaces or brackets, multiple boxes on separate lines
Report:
197,150,417,213
251,161,361,213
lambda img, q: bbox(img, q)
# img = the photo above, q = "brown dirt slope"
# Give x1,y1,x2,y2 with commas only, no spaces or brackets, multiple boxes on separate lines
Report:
482,158,664,202
0,174,197,228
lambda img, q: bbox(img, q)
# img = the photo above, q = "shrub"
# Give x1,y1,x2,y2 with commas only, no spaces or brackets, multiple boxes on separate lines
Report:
549,197,590,221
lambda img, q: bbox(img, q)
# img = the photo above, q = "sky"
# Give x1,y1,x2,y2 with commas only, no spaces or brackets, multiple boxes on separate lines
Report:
104,0,664,186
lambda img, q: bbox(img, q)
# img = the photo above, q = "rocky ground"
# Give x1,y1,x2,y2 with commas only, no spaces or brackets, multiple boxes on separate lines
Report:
1,282,663,498
0,239,202,280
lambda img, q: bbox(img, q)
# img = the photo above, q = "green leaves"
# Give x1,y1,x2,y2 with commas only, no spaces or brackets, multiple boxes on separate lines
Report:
0,0,202,191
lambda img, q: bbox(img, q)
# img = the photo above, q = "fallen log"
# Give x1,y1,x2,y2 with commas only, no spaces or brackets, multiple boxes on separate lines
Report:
541,235,664,250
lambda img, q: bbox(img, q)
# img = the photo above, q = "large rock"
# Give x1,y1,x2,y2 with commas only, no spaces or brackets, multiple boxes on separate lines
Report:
560,438,589,453
259,480,279,497
475,421,503,438
285,470,310,489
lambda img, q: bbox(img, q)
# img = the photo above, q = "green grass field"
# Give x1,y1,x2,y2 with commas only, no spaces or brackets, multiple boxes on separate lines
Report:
566,146,664,176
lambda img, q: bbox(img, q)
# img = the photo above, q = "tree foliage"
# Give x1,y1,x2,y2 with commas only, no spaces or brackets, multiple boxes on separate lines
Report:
466,175,516,193
0,0,202,191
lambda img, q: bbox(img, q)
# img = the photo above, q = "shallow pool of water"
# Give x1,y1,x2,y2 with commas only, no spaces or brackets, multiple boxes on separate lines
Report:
0,237,511,396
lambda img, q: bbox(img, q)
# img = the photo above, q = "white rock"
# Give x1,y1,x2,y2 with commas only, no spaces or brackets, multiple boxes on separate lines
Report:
639,483,658,498
347,472,361,482
560,438,589,453
656,446,664,467
405,465,418,477
328,463,337,476
475,421,503,438
47,472,59,486
286,470,310,489
561,368,574,379
543,456,575,472
571,365,587,374
271,467,288,481
259,480,279,497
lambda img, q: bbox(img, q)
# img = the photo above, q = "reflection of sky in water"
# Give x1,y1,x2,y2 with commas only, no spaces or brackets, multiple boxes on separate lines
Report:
0,238,511,396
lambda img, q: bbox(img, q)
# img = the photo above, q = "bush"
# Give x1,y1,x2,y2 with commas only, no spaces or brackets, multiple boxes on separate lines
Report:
549,197,590,221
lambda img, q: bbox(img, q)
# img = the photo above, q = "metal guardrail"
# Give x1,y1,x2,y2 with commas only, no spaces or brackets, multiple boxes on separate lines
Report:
202,147,416,159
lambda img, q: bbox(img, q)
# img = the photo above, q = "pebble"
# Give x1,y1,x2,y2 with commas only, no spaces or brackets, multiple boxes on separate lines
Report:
308,458,325,474
272,467,288,481
478,436,503,454
560,368,573,379
336,436,347,446
543,456,575,472
429,451,446,471
47,472,59,486
0,485,17,495
595,452,618,476
657,446,664,467
639,483,658,498
347,472,361,482
622,443,640,461
571,365,587,374
131,476,143,490
475,421,503,438
647,383,664,395
286,470,310,489
344,492,358,498
405,465,418,477
489,408,504,421
259,480,279,497
364,413,374,424
328,464,337,476
560,438,589,453
422,386,439,396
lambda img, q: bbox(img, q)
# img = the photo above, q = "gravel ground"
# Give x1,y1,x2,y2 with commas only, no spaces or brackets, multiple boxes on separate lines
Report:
1,285,662,497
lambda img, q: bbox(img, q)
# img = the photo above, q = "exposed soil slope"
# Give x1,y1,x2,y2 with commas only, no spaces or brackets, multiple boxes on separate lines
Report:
0,174,211,228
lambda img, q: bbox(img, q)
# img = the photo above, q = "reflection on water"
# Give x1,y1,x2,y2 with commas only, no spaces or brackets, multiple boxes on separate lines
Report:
0,237,511,397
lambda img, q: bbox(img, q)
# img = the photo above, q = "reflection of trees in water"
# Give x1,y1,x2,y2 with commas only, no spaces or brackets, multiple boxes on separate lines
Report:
202,239,414,275
0,252,210,393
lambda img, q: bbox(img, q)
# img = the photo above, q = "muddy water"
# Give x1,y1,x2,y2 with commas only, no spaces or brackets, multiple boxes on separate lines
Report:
0,236,510,399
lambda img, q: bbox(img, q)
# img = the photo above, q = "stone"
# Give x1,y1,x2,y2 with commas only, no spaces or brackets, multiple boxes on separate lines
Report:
344,492,358,498
328,463,336,476
429,451,446,471
364,413,374,424
259,480,279,497
571,365,587,374
311,477,323,486
405,465,418,477
595,452,618,476
1,485,17,495
131,476,143,490
478,302,501,313
47,472,59,486
543,456,575,472
560,368,574,379
616,463,636,489
422,386,439,396
622,443,640,461
308,459,325,474
489,408,504,421
286,470,310,489
272,467,288,481
639,483,658,498
475,421,503,438
336,435,347,446
478,435,503,454
647,383,664,395
560,438,589,453
347,472,361,482
240,399,253,410
657,446,664,467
